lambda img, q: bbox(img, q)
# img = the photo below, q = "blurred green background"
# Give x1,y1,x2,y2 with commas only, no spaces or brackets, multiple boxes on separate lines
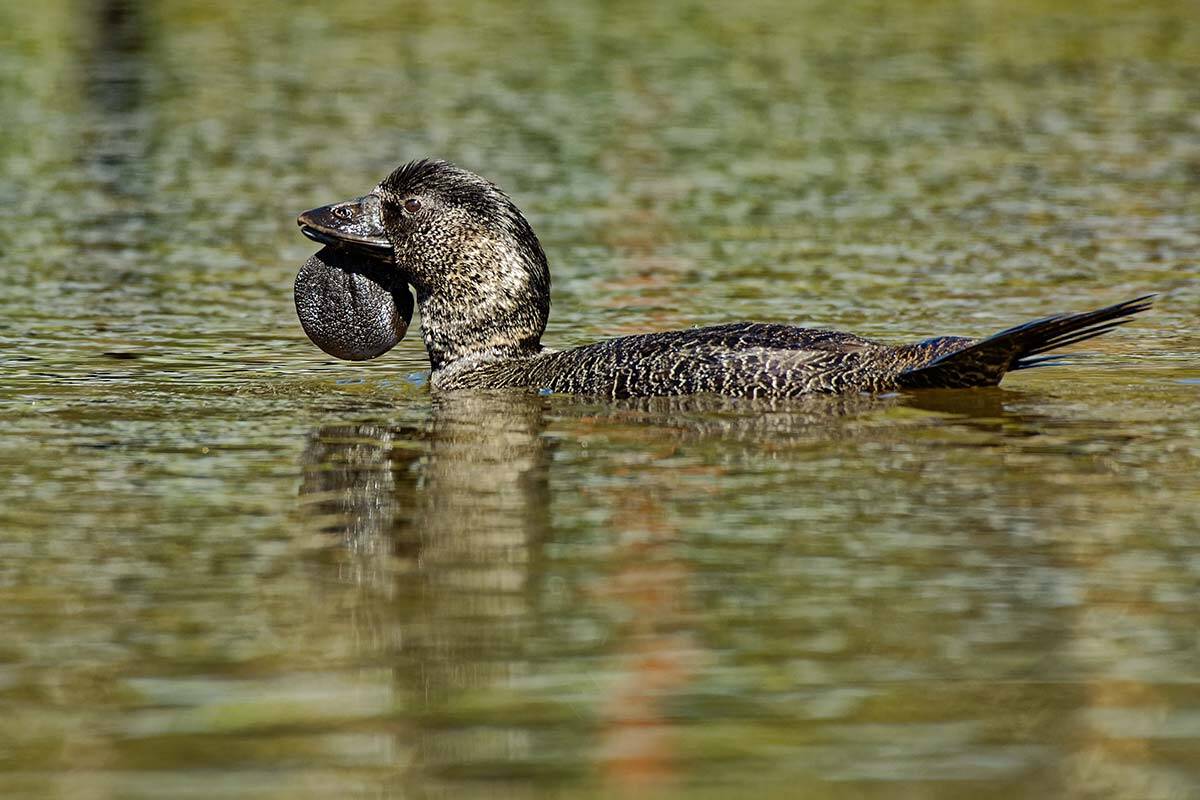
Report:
0,1,1198,798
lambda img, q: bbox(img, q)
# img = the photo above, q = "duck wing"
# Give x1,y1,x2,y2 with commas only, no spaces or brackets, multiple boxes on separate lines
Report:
528,324,888,398
597,322,882,353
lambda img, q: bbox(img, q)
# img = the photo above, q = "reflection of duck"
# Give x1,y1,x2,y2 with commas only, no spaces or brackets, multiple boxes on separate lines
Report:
300,391,549,561
296,389,1021,557
298,393,552,778
295,390,1060,786
298,159,1151,399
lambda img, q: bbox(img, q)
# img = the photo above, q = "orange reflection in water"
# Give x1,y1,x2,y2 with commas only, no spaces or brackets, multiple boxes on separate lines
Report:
592,490,704,793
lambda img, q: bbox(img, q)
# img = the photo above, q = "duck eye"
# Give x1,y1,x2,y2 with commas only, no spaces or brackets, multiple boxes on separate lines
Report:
403,198,422,214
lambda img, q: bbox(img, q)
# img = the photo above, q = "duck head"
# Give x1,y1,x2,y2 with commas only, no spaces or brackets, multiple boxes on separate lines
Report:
298,159,550,370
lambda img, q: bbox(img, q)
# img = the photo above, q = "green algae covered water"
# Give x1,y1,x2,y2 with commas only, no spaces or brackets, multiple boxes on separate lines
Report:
1,1,1199,797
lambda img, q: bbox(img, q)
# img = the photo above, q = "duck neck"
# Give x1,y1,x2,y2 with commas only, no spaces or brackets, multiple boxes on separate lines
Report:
416,282,548,371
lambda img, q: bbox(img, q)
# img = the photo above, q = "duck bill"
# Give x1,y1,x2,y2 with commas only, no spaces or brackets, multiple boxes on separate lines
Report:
297,194,392,258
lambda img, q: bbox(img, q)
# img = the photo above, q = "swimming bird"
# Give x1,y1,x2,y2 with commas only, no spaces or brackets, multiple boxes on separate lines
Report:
296,159,1151,399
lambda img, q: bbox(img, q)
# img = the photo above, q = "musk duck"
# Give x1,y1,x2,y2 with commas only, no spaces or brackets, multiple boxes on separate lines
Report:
294,159,1151,399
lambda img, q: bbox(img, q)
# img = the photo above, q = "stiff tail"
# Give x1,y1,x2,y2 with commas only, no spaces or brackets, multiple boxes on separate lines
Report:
896,295,1154,389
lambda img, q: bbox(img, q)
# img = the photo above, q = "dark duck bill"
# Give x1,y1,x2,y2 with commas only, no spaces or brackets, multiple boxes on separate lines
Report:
297,194,392,258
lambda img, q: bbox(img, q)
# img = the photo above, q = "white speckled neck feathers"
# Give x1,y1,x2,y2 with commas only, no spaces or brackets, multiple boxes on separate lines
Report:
375,159,550,371
409,224,549,371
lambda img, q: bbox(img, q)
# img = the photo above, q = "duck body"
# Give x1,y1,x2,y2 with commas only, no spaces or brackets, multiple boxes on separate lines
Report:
431,323,960,398
296,159,1150,400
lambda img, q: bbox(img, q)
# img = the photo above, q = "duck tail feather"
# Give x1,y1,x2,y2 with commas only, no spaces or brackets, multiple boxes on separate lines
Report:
896,295,1153,389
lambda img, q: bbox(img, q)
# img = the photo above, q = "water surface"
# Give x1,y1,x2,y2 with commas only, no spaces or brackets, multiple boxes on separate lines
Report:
1,1,1198,798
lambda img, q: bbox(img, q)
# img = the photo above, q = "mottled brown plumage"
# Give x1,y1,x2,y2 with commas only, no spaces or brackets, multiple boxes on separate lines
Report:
298,159,1152,399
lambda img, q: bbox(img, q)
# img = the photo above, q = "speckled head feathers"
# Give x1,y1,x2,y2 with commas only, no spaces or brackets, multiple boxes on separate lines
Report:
378,159,492,209
370,159,552,370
